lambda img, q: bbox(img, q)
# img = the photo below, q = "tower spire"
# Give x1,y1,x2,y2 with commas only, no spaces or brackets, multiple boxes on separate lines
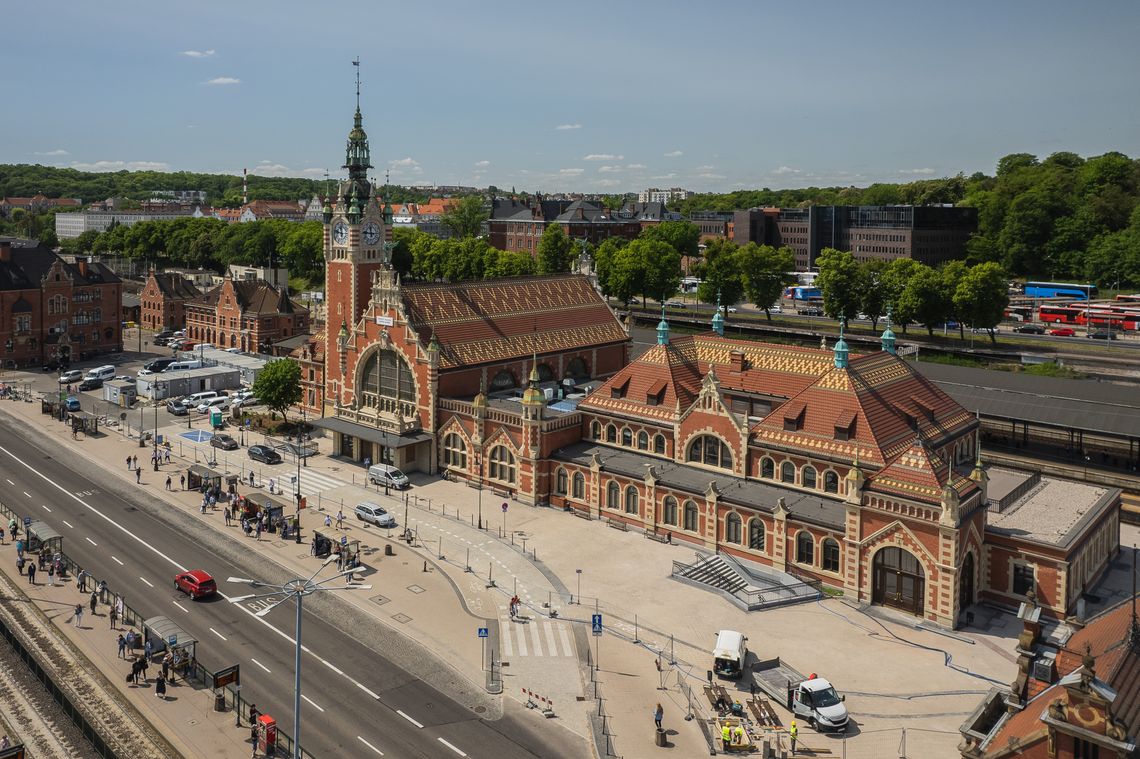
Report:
353,56,361,112
657,300,670,345
834,318,850,369
712,289,725,336
881,304,897,355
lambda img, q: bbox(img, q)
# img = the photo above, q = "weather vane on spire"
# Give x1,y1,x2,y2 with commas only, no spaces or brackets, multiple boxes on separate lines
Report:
352,57,361,110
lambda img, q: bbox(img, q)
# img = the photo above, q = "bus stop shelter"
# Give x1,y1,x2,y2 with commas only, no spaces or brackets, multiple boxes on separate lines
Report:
26,520,63,556
142,615,197,662
186,464,224,492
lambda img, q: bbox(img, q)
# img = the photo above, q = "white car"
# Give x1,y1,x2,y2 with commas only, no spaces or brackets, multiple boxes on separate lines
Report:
354,502,396,527
196,397,232,414
724,306,738,313
59,369,84,384
233,396,260,409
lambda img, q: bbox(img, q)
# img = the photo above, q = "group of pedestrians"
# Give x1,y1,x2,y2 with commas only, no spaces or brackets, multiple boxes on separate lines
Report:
508,594,522,620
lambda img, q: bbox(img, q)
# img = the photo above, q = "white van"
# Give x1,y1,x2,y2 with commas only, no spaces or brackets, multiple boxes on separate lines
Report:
368,464,410,490
164,360,203,372
182,390,222,408
84,365,116,382
713,629,747,679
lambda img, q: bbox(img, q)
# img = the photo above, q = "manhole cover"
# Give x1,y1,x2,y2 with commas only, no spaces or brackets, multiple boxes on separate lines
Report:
407,585,425,594
371,595,390,606
392,613,412,624
296,554,311,560
474,706,486,714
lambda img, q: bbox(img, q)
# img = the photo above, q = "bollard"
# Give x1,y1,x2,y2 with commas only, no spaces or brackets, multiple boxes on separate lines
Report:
384,544,394,556
423,560,428,572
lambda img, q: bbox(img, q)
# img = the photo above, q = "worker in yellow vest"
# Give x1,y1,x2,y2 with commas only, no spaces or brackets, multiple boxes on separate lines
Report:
733,724,745,746
722,722,732,751
789,719,798,755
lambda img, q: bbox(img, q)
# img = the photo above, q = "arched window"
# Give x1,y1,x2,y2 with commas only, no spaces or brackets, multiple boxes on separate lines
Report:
781,462,795,483
360,348,415,403
566,357,588,378
823,471,839,493
621,428,633,447
624,486,639,515
748,519,765,551
822,538,840,572
536,364,555,382
683,500,698,532
606,481,620,509
760,457,774,479
490,370,516,390
662,496,678,526
572,472,585,499
687,435,733,469
605,424,617,443
488,445,516,484
802,466,817,489
725,512,742,544
555,468,567,495
637,431,649,450
796,531,815,565
442,433,467,469
591,421,600,439
653,434,666,454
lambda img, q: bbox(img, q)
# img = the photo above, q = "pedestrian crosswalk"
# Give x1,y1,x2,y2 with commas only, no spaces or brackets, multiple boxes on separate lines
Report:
295,469,348,497
499,612,574,658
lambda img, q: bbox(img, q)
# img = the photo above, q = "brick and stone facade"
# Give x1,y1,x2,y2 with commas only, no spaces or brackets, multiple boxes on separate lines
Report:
184,278,308,353
139,270,201,331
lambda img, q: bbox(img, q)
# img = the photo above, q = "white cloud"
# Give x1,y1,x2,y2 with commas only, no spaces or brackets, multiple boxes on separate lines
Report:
412,180,433,187
389,157,419,167
773,165,801,175
651,173,676,180
696,172,726,180
695,164,715,171
583,154,622,161
625,163,646,170
34,149,69,156
899,167,936,175
181,49,216,58
474,160,491,167
559,168,584,176
598,165,621,173
204,76,240,85
596,179,622,187
70,160,170,172
664,150,683,157
555,123,582,130
248,161,327,178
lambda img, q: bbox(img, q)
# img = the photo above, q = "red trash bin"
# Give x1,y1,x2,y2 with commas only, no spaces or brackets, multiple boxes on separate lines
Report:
257,714,277,753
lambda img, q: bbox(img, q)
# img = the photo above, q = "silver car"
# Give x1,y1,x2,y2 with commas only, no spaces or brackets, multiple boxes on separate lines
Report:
354,502,396,527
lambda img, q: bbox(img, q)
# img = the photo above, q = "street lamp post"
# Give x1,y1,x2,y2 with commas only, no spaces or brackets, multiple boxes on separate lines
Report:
184,373,192,430
576,569,582,605
476,451,483,530
152,400,159,470
227,559,371,759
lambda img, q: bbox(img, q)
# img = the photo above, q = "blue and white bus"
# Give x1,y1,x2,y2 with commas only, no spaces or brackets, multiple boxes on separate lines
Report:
1023,281,1098,300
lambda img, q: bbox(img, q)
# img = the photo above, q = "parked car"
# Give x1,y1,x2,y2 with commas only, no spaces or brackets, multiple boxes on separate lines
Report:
166,399,189,415
210,433,239,451
77,377,104,391
197,397,232,414
42,358,69,372
354,501,396,527
65,396,82,413
59,369,84,384
767,304,783,314
233,395,260,409
664,300,687,308
248,445,282,465
368,464,410,490
797,306,824,316
153,330,175,342
1014,324,1046,334
174,569,217,599
1049,328,1077,337
1088,330,1118,340
724,306,738,313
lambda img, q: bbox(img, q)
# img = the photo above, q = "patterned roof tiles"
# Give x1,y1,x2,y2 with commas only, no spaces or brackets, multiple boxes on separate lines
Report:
400,274,627,370
580,342,702,421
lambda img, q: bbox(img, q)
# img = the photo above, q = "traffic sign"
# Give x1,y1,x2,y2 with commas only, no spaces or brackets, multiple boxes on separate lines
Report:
23,516,31,527
592,614,603,636
501,502,508,512
478,627,489,638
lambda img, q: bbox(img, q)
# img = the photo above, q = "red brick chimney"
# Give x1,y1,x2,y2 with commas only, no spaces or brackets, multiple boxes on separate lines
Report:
0,241,10,263
78,258,89,276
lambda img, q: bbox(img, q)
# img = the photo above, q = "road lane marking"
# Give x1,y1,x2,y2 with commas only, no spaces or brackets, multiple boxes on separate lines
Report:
301,694,325,712
85,537,97,546
23,491,30,498
41,504,52,512
397,710,423,728
112,556,124,566
62,520,73,529
356,736,384,756
4,479,11,485
139,577,154,587
356,682,380,699
322,660,343,675
438,737,467,756
210,628,227,641
172,601,189,613
251,658,271,673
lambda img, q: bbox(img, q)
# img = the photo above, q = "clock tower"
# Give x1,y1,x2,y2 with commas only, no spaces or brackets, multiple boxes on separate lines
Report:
324,68,391,409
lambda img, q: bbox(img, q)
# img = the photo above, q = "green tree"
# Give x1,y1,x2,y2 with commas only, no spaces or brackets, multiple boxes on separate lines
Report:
536,224,575,274
815,248,862,322
695,239,744,306
738,243,795,320
607,245,649,307
954,263,1009,345
251,359,302,422
593,237,628,296
389,228,418,277
897,266,950,337
940,260,970,339
857,259,890,330
632,238,682,306
639,220,701,259
440,195,488,238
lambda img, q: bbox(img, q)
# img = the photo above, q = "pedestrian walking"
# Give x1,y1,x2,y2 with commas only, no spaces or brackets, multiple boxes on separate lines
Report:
251,721,261,757
155,674,167,699
255,521,262,541
165,475,172,491
15,539,23,560
363,456,371,470
336,510,344,530
27,562,36,584
200,497,207,514
74,603,83,627
654,703,663,730
48,561,55,586
1,735,11,749
117,634,126,658
139,654,149,683
144,638,153,660
0,525,5,544
324,514,332,529
224,509,231,526
179,474,185,490
90,590,98,615
789,719,798,756
126,455,132,470
132,455,138,469
165,448,171,464
248,704,259,726
161,653,171,681
130,659,141,684
136,467,142,484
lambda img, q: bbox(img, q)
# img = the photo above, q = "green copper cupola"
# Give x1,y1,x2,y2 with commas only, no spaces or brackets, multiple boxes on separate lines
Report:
712,290,725,336
657,303,670,345
881,304,897,355
343,59,372,205
834,318,850,368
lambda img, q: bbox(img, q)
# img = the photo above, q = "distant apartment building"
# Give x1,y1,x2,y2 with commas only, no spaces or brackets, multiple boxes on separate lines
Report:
0,195,82,218
163,268,217,289
238,200,307,223
616,201,683,231
227,264,290,288
55,200,199,238
688,211,734,242
733,205,978,270
390,198,460,238
637,187,691,204
488,198,642,253
139,270,202,331
150,190,208,204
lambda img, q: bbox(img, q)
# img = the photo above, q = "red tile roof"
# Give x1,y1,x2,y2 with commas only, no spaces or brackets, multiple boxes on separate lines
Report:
400,274,627,370
579,341,702,421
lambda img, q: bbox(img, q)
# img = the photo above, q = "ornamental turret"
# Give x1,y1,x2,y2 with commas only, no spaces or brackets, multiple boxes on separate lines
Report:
712,290,725,336
881,305,897,355
833,319,850,369
656,303,670,345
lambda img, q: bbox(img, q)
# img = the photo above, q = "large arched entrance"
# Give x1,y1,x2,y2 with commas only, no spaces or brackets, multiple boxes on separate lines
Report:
873,546,925,616
959,552,975,613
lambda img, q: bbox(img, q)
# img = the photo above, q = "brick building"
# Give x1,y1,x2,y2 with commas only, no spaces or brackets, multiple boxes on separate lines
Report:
0,238,122,367
733,205,978,269
138,270,201,331
184,278,309,354
487,198,642,254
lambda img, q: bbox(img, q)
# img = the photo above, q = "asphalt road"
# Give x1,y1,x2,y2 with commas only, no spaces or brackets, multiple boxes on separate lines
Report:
0,422,576,759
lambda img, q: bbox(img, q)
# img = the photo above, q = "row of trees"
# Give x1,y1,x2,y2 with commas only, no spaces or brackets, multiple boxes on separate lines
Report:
814,249,1009,344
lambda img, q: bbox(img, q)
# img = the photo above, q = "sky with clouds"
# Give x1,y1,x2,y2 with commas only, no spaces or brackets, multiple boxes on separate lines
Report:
5,0,1139,193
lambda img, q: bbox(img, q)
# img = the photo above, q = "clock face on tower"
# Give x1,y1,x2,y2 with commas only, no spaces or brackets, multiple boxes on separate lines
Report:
332,221,349,244
362,221,381,246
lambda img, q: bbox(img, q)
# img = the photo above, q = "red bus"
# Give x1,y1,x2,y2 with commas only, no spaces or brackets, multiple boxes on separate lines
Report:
1037,305,1083,324
1114,294,1140,304
1038,305,1140,330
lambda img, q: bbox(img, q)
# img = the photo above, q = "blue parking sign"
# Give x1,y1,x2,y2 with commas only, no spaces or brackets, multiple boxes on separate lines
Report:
592,614,602,635
478,627,489,638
